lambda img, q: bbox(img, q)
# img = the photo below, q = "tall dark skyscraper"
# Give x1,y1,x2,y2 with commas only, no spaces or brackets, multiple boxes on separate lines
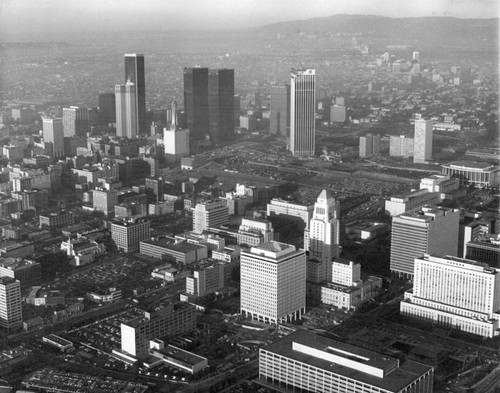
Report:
124,54,146,134
98,93,116,125
183,67,209,144
270,84,290,136
209,69,235,144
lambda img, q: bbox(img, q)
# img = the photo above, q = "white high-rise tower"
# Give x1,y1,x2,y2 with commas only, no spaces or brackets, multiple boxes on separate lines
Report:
289,68,316,156
305,190,340,283
413,114,433,164
115,81,138,139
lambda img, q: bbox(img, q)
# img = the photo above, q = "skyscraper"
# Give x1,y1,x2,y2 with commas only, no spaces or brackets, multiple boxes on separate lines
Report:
124,54,146,134
305,190,340,283
270,84,290,136
98,93,116,125
62,106,89,137
413,114,433,164
208,69,235,144
115,82,138,139
42,117,64,159
0,276,22,331
289,68,316,156
240,241,306,324
390,205,459,278
184,67,209,144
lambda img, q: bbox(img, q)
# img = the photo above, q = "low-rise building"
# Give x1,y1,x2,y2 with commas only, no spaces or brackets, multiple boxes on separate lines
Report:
148,340,208,374
86,287,122,304
0,258,41,287
140,238,207,265
258,330,434,393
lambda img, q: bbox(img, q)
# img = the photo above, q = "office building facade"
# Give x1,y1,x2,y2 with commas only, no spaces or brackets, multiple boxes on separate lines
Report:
111,219,150,252
184,67,209,143
124,54,146,134
120,303,196,357
42,117,64,159
0,276,22,331
389,135,414,158
98,93,116,125
192,200,229,234
359,133,380,157
413,114,433,164
240,242,306,324
270,84,290,136
390,206,459,277
401,254,500,337
258,330,433,393
115,83,138,139
289,68,316,156
62,106,89,137
208,69,235,144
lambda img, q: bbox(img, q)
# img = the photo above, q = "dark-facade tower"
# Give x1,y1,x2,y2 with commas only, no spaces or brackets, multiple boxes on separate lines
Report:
183,67,209,145
209,69,235,144
124,54,146,134
270,84,290,136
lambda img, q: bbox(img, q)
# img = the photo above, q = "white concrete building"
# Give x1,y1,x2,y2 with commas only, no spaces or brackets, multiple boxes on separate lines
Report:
240,241,306,324
0,276,22,331
413,114,433,164
192,200,229,234
305,190,340,283
267,198,314,230
401,254,500,338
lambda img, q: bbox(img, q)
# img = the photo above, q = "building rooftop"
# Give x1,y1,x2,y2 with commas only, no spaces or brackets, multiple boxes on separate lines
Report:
0,276,18,285
0,258,39,271
263,330,432,391
445,161,499,170
156,345,206,366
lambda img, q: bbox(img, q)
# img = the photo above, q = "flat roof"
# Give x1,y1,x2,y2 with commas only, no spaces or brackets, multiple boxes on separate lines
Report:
262,330,432,392
445,161,498,170
157,345,206,366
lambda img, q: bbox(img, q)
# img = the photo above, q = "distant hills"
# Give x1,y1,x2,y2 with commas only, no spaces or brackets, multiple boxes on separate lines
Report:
260,14,498,50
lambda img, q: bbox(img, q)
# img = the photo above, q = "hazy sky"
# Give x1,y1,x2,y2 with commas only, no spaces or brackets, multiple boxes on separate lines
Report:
0,0,498,41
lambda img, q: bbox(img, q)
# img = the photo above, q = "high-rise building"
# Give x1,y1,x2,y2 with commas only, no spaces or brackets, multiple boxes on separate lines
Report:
0,276,22,331
359,133,380,157
62,106,89,137
258,330,434,393
413,114,433,164
111,218,150,252
183,67,209,143
115,82,138,139
390,135,414,158
330,104,346,123
93,189,118,216
240,241,306,324
289,68,316,156
124,54,146,134
208,69,235,144
270,84,290,136
401,254,500,338
42,117,64,159
98,93,116,125
164,103,190,162
413,51,420,62
192,200,229,234
305,190,340,283
390,206,459,277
